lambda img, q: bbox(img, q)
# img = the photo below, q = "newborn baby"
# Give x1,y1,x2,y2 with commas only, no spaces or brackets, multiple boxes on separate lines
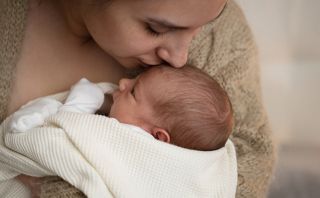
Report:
107,65,233,151
12,65,233,151
1,65,237,198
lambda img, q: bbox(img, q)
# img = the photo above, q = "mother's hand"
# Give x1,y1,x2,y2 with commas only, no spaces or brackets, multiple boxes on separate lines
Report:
16,174,43,198
16,175,86,198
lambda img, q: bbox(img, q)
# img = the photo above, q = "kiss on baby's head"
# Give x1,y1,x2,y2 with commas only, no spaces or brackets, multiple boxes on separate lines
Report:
110,65,233,151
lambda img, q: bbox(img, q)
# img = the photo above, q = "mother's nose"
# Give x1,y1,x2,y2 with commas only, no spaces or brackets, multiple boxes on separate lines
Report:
157,47,188,68
157,28,200,68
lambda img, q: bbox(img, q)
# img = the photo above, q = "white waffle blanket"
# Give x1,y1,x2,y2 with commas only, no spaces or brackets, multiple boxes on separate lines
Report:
0,80,237,198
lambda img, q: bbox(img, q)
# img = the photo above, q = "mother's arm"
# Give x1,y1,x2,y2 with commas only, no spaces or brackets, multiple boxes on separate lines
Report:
188,1,275,197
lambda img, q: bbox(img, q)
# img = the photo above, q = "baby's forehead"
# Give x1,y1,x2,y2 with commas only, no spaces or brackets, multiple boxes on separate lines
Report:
139,69,172,89
140,66,174,80
138,68,177,92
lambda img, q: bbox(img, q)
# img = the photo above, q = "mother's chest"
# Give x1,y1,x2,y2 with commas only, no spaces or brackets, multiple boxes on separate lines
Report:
8,27,125,115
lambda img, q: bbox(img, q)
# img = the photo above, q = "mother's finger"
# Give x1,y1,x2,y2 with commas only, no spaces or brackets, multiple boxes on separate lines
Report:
16,174,42,198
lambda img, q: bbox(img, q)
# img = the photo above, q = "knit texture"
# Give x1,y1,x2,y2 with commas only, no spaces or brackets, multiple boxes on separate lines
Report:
189,2,275,197
0,0,27,122
0,109,237,198
0,0,275,197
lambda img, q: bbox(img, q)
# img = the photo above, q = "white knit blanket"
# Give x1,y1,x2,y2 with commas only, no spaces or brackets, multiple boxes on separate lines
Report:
0,83,237,198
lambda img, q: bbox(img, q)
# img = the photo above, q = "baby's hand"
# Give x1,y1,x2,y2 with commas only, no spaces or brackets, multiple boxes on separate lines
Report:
10,98,62,133
59,78,105,114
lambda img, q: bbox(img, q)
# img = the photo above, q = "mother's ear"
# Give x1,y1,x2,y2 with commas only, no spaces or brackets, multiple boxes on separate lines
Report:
151,127,171,143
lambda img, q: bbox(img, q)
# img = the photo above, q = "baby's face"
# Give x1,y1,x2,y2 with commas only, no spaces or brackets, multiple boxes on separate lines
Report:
109,69,165,131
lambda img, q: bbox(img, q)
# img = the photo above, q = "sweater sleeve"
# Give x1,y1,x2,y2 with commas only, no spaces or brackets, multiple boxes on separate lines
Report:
188,1,275,197
40,176,86,198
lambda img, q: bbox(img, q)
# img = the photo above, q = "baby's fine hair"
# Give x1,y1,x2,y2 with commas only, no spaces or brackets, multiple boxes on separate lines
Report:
150,65,233,151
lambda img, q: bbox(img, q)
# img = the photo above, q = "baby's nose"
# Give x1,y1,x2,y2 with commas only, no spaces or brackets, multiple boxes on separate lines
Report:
118,78,133,91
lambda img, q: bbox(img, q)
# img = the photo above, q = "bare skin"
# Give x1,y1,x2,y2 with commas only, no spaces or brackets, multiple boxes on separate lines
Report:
8,0,127,115
16,175,42,198
8,0,227,196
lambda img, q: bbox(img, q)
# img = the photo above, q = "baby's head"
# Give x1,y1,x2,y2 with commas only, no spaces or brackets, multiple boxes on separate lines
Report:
110,65,233,151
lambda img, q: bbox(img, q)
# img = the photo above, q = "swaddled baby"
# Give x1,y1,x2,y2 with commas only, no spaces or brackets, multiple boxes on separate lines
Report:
104,64,234,151
0,65,237,198
12,64,234,151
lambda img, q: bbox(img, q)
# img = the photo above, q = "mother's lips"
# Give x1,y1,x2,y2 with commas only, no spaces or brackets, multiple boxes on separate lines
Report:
139,60,162,68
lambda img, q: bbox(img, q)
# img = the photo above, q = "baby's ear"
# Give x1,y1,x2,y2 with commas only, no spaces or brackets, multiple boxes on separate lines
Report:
151,127,171,143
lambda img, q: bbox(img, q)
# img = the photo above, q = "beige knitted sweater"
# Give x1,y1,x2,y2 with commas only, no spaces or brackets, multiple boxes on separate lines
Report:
0,0,275,197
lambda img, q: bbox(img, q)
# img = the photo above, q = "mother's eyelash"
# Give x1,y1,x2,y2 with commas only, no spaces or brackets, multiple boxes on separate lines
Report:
145,25,163,37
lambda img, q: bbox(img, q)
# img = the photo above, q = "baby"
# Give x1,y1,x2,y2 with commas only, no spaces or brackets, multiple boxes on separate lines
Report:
10,64,234,151
1,65,237,198
106,65,234,151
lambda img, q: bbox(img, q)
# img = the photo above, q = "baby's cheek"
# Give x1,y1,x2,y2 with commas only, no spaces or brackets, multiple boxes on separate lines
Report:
108,107,116,118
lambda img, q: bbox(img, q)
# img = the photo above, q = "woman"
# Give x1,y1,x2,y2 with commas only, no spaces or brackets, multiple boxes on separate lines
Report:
0,0,275,197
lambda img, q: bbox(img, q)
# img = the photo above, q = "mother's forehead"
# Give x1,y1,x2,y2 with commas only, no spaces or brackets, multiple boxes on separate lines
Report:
122,0,227,27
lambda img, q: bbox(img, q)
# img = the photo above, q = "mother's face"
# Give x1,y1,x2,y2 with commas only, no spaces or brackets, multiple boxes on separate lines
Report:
83,0,227,68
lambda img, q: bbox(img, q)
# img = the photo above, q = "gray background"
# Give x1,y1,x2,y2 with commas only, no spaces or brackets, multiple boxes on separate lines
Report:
236,0,320,197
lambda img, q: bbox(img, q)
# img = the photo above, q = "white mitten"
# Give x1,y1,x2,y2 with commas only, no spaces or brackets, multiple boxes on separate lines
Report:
9,78,118,133
10,98,62,133
59,78,107,114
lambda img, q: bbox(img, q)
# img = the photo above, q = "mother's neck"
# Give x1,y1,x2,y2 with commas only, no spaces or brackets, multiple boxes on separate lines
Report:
56,0,91,40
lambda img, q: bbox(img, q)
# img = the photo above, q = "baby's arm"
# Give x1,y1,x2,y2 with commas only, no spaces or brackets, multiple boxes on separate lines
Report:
60,78,117,115
59,78,105,114
10,78,117,133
